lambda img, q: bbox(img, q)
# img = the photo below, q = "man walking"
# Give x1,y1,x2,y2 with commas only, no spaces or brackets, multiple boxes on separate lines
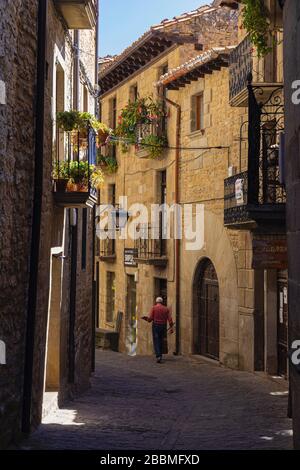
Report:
142,297,174,363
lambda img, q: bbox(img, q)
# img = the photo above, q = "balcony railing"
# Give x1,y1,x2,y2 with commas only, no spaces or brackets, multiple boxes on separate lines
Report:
54,0,98,29
134,224,167,267
229,35,282,107
99,229,116,262
53,127,97,209
224,171,285,228
135,118,167,158
224,81,286,229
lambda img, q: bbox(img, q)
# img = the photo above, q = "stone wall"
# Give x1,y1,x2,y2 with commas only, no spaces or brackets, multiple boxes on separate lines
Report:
0,0,38,448
0,0,97,448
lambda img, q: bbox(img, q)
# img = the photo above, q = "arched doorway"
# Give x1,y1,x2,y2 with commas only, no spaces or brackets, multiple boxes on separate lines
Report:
193,258,220,360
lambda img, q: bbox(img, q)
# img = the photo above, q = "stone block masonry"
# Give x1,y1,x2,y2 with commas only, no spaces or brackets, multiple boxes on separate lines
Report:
0,0,38,448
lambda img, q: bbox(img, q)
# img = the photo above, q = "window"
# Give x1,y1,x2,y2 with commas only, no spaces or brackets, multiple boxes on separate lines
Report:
83,86,89,112
191,93,204,132
106,272,116,323
158,65,168,134
109,96,117,130
154,278,168,305
109,97,117,158
129,84,138,102
158,170,167,256
108,183,116,206
158,63,168,82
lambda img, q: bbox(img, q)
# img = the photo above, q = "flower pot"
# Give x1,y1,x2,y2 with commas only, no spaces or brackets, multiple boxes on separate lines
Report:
67,182,78,192
55,178,69,192
77,183,88,192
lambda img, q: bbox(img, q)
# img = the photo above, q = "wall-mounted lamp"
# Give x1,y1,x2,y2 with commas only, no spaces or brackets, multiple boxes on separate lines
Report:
110,205,130,231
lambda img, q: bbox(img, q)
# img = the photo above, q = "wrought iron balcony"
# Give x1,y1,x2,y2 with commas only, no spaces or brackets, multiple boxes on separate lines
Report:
229,35,282,107
224,81,286,229
224,171,285,229
98,230,116,262
134,224,168,267
53,128,98,209
54,0,97,29
135,118,167,158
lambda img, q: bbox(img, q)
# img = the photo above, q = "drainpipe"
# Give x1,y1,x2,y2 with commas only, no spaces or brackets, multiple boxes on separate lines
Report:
73,31,80,110
94,5,99,118
165,97,181,355
91,5,100,373
22,0,48,433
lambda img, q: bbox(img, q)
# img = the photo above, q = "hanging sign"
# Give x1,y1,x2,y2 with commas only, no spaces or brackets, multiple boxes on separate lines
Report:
124,248,138,267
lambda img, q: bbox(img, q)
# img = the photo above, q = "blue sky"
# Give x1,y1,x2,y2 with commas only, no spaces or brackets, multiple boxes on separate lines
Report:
99,0,208,57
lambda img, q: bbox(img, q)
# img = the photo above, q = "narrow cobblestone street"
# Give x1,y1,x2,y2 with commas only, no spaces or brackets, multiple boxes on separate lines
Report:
20,351,292,450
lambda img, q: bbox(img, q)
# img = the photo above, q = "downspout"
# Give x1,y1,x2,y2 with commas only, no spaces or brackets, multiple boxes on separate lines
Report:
73,31,80,110
95,4,99,118
22,0,48,433
165,97,181,355
91,6,99,373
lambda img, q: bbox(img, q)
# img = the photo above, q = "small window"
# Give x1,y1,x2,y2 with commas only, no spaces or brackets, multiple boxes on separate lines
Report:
108,183,116,206
106,272,116,323
191,93,204,132
129,84,138,102
158,64,168,100
108,97,117,158
83,86,89,112
109,96,117,129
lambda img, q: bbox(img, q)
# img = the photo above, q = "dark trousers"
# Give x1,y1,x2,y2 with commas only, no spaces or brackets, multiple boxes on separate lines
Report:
152,323,167,358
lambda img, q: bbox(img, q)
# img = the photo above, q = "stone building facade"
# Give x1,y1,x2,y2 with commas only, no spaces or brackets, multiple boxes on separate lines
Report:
0,0,99,449
281,0,300,451
97,1,287,381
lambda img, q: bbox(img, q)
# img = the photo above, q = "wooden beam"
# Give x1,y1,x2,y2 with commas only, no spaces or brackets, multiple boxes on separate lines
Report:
200,65,213,75
188,71,204,81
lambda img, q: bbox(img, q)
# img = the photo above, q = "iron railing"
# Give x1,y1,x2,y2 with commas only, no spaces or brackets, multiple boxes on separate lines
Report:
134,224,167,261
135,117,167,145
53,126,97,195
229,35,252,102
224,81,286,227
99,229,116,259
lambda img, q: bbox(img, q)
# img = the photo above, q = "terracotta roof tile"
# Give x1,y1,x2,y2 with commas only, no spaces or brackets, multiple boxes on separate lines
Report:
156,46,235,86
99,4,218,79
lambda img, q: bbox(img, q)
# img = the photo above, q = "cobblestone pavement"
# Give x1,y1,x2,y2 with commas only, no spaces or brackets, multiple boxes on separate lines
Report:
21,351,293,450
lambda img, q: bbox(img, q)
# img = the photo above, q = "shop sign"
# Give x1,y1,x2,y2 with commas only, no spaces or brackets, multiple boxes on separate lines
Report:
252,235,287,269
124,248,138,267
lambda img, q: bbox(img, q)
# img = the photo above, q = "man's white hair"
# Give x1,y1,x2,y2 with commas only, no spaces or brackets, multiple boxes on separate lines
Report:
156,297,163,304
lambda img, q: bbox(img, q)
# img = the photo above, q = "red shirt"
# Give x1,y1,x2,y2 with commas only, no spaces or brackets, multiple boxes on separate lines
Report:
148,304,173,326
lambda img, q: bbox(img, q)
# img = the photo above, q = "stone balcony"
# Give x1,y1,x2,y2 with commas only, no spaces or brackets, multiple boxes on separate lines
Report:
54,0,97,29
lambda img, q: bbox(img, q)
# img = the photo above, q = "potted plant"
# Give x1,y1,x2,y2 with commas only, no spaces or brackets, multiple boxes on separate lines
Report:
52,161,70,192
114,96,167,152
97,122,111,145
241,0,279,57
97,154,118,174
90,167,104,189
56,111,79,132
68,160,91,191
139,134,167,159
